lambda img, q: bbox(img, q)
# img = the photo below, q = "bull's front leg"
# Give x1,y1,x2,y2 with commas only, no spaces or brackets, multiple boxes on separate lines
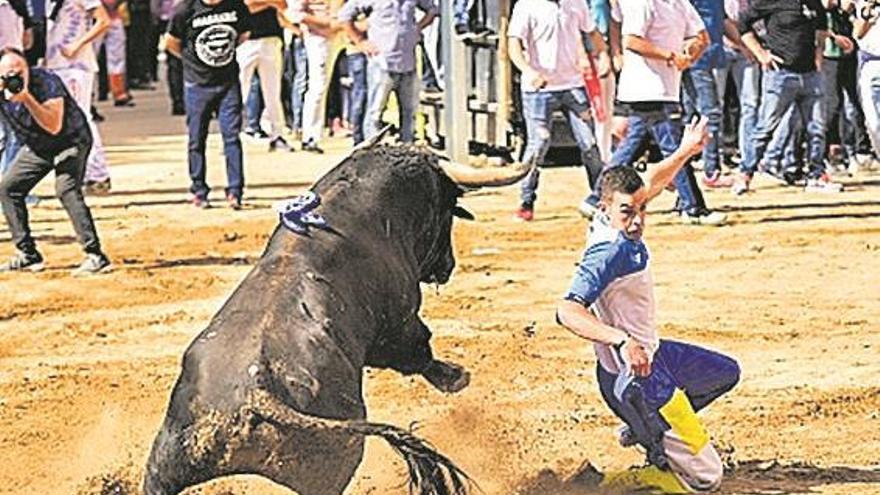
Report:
365,316,470,393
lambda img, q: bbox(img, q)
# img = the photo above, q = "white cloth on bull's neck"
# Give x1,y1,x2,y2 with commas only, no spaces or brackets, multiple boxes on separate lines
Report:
275,192,327,234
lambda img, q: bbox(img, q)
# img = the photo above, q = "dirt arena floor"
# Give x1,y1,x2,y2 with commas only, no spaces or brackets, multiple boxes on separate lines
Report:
1,85,879,495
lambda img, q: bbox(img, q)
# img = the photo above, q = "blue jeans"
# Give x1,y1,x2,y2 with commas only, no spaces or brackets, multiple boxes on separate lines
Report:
588,103,705,214
245,72,264,132
716,48,761,159
365,60,419,143
348,52,369,144
682,68,723,177
519,88,603,205
741,69,826,179
184,80,244,200
289,37,307,132
764,106,801,169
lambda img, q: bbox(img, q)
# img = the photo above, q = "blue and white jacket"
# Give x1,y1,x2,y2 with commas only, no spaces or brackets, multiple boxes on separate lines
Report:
565,213,658,373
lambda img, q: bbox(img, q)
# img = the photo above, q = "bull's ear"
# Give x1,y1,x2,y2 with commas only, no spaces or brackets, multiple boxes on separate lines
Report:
452,205,475,220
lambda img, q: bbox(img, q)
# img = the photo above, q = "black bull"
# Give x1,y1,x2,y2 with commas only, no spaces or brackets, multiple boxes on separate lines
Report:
144,145,529,495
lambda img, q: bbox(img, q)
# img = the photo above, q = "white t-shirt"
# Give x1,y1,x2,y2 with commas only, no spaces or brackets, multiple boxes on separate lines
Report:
46,0,102,73
857,0,880,56
615,0,704,102
508,0,597,91
0,0,24,51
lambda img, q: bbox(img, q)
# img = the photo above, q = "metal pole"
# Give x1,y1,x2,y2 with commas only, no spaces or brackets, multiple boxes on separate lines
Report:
442,0,470,162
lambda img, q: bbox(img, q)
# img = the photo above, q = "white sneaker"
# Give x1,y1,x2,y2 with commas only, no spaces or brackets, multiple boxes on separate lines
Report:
681,209,728,226
731,173,751,196
804,176,843,193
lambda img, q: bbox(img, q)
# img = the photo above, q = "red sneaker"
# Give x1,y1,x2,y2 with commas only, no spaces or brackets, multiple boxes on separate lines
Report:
514,204,534,221
702,171,734,188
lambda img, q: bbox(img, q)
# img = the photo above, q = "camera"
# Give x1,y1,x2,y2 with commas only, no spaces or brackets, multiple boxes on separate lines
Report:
0,72,24,94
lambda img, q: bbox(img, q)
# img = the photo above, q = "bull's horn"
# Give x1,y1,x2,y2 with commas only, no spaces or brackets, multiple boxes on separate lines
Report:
439,159,531,187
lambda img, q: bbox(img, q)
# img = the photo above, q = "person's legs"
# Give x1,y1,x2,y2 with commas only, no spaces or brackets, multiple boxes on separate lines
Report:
54,143,103,255
593,75,616,163
797,71,828,180
859,59,880,155
106,18,131,103
648,104,707,214
256,37,286,140
348,52,368,144
560,87,604,188
185,82,220,200
167,51,185,114
653,339,741,413
739,69,799,189
822,58,843,159
238,39,262,130
762,105,797,170
395,69,420,143
839,55,871,159
55,68,111,185
291,36,308,135
730,54,761,161
683,68,723,178
0,147,53,256
364,58,396,141
217,81,245,200
302,34,331,145
518,91,559,207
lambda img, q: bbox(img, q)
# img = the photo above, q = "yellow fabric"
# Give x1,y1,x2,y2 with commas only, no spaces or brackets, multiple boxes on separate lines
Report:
659,388,710,455
601,465,692,494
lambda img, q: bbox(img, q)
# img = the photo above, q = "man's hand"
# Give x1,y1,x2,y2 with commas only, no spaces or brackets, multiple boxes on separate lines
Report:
524,68,547,90
670,51,691,71
756,48,784,70
8,85,31,103
595,50,612,78
679,115,710,158
833,34,855,54
622,339,651,377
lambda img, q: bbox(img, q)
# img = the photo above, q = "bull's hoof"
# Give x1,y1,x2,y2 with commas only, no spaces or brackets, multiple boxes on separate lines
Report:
422,360,470,394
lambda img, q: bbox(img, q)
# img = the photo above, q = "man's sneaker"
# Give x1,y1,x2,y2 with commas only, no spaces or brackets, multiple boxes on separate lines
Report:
244,128,270,140
83,179,111,196
514,203,534,222
681,208,727,226
702,170,734,188
804,174,843,193
302,140,324,154
71,252,112,277
226,194,242,210
731,173,751,196
269,136,295,152
191,195,211,209
578,199,599,219
0,250,45,272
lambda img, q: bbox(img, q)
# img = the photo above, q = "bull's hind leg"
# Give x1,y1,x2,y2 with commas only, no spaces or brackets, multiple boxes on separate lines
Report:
366,316,470,393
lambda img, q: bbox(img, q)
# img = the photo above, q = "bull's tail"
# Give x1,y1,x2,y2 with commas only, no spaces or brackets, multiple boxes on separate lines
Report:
250,389,471,495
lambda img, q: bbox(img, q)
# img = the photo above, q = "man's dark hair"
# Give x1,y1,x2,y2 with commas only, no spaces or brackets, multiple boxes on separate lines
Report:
600,166,644,204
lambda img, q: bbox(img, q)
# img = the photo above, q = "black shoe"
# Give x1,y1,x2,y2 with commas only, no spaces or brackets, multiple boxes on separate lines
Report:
269,136,295,152
226,193,242,210
172,106,185,116
113,96,135,107
302,140,324,154
0,250,45,272
71,252,112,276
91,107,105,123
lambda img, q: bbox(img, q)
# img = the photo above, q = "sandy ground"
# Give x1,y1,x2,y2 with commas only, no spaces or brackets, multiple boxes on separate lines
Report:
0,83,879,495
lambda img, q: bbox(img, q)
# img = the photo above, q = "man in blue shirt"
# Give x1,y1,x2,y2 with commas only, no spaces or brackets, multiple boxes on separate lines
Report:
0,48,111,275
557,117,740,492
338,0,438,143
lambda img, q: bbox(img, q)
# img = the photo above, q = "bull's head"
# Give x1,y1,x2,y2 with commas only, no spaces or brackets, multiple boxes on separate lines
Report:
417,152,531,285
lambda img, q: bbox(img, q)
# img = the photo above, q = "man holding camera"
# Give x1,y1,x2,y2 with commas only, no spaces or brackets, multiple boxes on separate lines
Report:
0,48,111,275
